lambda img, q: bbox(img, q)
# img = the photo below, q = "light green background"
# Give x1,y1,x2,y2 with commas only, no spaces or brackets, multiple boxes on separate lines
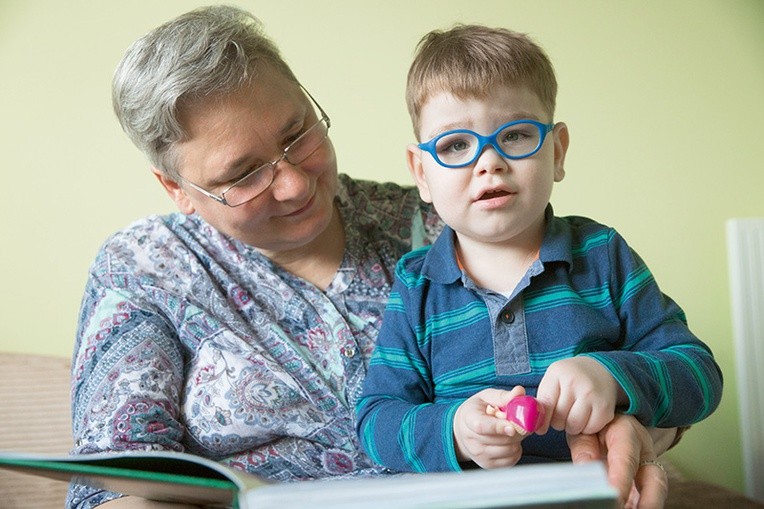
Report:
1,0,762,496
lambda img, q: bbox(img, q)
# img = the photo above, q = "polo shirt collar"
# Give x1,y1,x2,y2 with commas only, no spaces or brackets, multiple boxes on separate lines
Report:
420,223,462,284
539,204,574,270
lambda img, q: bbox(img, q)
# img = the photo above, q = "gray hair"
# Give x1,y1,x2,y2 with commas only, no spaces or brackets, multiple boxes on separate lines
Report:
112,5,297,177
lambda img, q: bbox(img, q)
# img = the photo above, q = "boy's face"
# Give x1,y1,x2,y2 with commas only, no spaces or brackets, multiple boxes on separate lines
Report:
407,86,568,248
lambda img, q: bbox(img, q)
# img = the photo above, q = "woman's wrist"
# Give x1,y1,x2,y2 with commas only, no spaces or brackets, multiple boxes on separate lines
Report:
648,426,687,456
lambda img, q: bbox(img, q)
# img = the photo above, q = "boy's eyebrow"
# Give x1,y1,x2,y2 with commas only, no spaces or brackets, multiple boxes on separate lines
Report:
423,121,465,140
508,111,542,121
424,112,544,140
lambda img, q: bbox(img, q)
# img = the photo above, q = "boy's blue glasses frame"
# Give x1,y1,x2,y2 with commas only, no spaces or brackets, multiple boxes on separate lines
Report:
417,119,554,168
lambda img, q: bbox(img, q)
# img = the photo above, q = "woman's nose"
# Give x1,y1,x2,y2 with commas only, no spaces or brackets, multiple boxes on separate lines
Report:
269,159,312,202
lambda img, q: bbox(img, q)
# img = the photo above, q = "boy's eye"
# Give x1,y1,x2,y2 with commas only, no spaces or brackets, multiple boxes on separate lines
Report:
436,134,474,155
503,131,520,142
501,128,531,143
442,140,469,153
500,126,535,144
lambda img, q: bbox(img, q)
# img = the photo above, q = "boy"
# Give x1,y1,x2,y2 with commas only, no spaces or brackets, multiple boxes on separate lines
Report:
355,24,722,472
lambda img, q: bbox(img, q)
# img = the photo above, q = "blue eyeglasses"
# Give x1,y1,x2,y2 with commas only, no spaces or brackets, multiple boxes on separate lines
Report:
418,119,554,168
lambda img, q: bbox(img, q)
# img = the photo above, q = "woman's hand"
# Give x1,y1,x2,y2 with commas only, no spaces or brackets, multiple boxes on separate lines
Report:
567,414,670,509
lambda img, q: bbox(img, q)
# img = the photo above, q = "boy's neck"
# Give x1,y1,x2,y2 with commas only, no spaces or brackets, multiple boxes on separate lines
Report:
454,221,545,295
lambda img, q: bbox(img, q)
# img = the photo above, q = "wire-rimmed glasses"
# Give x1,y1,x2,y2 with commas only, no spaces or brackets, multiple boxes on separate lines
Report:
178,87,330,207
418,119,554,168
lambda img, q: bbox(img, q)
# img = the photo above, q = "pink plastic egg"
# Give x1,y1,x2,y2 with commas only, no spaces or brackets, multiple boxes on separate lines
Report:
500,395,545,434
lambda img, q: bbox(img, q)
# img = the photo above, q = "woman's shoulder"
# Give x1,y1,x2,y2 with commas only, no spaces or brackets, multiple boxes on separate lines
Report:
99,213,191,252
91,213,217,281
337,173,418,210
337,174,441,243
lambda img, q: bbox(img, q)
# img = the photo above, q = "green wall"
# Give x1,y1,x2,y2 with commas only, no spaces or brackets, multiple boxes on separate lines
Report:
1,0,762,495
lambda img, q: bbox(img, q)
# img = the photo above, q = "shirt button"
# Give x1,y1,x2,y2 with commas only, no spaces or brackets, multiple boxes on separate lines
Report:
501,310,515,324
341,346,356,358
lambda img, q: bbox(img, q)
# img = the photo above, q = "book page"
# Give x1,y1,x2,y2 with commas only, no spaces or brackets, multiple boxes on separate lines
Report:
0,450,616,509
245,461,616,509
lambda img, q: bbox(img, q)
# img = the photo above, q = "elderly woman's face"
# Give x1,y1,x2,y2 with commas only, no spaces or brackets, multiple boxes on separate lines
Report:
159,68,339,254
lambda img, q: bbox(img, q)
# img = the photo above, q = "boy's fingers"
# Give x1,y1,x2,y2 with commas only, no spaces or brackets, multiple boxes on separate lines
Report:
479,386,525,408
535,378,559,434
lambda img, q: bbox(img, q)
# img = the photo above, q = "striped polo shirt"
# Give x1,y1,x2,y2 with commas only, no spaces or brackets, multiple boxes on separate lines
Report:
356,206,722,472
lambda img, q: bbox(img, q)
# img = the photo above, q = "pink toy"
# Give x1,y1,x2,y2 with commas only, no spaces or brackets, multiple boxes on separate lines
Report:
499,395,545,435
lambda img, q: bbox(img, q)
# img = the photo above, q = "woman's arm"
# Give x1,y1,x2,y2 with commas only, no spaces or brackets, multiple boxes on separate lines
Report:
69,276,186,508
649,426,681,456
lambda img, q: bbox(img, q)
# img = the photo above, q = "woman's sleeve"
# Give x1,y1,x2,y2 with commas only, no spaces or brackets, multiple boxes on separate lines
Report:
67,265,185,508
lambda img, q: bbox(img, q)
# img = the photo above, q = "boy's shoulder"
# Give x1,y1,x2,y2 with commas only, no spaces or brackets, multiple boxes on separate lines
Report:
555,213,611,231
547,213,634,265
399,245,431,266
396,245,431,274
552,214,618,244
394,244,448,289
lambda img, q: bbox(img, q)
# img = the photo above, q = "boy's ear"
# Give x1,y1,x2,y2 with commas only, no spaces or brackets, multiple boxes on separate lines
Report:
151,167,196,215
406,144,433,203
553,122,569,182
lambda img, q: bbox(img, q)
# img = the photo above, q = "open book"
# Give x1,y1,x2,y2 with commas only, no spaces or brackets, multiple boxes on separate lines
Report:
0,449,617,508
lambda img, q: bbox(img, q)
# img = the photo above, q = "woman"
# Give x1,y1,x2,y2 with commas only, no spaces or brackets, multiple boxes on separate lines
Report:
69,6,673,508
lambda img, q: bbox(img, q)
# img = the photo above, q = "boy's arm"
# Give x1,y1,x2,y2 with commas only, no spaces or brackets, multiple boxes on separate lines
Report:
582,229,723,427
355,266,462,473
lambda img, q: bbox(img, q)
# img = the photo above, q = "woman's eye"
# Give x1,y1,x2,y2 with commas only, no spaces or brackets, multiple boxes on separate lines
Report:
284,120,310,148
226,166,259,187
284,131,302,147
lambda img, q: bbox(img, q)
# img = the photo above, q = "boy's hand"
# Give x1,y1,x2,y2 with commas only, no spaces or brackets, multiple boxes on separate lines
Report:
453,387,526,469
536,356,623,435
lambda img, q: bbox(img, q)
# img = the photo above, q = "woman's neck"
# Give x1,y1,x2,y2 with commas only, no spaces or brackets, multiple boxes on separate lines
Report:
263,205,346,290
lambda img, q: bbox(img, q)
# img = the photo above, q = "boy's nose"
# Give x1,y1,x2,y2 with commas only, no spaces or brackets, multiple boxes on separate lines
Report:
473,145,510,174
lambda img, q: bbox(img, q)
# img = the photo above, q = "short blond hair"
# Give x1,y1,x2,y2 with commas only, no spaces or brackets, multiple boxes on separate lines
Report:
406,24,557,139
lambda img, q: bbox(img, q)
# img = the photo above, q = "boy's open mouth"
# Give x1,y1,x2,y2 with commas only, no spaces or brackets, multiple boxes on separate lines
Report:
478,189,511,201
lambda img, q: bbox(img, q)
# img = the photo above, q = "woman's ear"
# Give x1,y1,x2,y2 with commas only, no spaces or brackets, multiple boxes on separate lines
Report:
151,167,196,214
553,122,569,182
406,144,433,203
